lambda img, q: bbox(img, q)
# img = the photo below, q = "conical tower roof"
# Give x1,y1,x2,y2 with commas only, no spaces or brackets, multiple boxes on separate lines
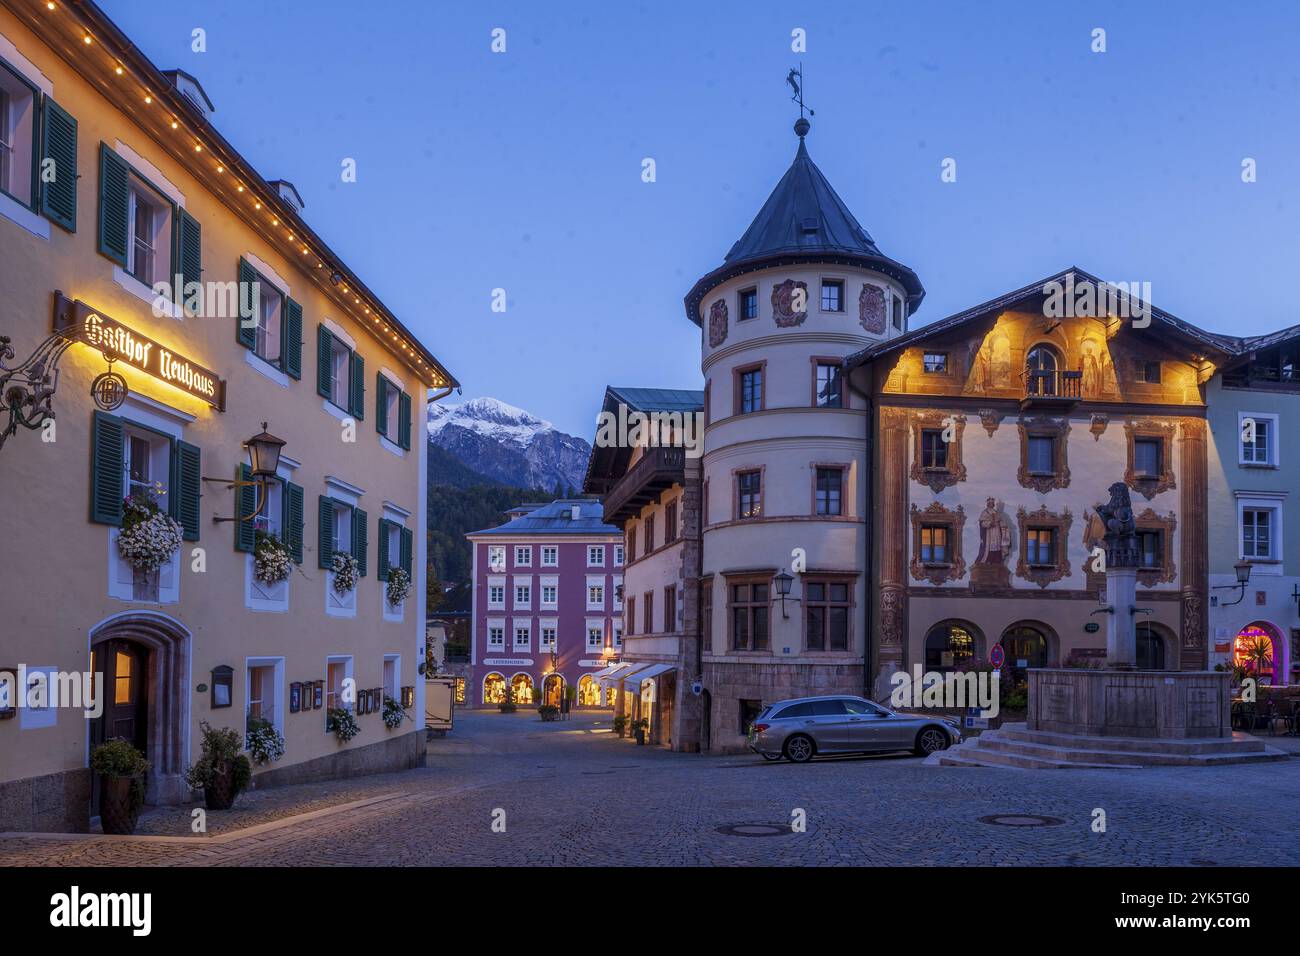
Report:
685,119,923,324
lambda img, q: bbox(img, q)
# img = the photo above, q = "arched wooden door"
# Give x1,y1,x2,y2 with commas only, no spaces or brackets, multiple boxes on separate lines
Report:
90,638,149,806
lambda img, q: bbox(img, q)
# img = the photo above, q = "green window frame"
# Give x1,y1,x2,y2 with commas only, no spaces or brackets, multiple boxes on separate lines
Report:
89,410,201,541
236,257,301,378
317,324,365,419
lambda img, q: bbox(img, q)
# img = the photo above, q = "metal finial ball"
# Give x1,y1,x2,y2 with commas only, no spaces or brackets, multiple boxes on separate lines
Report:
794,116,810,138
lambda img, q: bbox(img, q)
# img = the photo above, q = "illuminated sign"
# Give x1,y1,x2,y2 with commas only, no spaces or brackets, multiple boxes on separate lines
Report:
53,293,226,410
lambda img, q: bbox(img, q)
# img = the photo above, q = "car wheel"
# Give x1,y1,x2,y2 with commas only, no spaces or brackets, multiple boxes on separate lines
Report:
914,727,950,756
784,734,815,763
761,752,782,762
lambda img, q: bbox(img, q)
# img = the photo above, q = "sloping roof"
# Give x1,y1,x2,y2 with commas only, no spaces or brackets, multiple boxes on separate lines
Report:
683,122,923,324
844,266,1239,370
465,498,620,538
606,386,704,415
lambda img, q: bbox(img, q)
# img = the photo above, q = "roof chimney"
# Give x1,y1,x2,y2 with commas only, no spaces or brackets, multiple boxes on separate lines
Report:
571,505,581,521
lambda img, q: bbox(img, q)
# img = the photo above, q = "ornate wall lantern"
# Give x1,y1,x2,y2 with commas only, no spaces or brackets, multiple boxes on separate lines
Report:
205,422,287,523
1214,560,1253,607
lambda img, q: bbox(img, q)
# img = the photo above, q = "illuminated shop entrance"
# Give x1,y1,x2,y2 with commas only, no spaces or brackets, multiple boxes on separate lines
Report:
1234,624,1278,685
510,673,534,705
578,674,603,707
542,673,564,707
999,624,1049,676
483,672,506,704
924,621,979,670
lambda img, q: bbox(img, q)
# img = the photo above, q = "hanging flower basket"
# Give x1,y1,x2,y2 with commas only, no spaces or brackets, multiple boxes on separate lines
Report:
386,566,412,606
245,716,285,764
254,531,293,585
382,695,408,729
327,706,360,742
117,491,183,573
331,552,358,594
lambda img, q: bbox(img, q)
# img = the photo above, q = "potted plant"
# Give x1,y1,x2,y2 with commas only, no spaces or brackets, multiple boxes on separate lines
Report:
613,715,628,736
253,531,293,586
382,695,408,729
386,566,412,606
326,706,361,742
331,552,359,594
633,718,649,745
245,715,285,765
184,722,252,811
538,704,560,722
90,739,149,835
499,684,517,714
117,489,183,574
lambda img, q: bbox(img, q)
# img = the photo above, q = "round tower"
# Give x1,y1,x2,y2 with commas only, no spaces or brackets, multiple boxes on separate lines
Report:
683,118,923,736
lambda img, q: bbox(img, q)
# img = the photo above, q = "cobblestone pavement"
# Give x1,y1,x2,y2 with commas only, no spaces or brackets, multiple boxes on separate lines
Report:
2,711,1297,866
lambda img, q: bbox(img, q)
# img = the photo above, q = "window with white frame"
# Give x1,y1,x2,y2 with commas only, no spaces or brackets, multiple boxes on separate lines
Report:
541,545,558,567
540,578,558,608
586,623,604,650
253,477,284,539
487,578,505,610
125,427,171,502
513,581,531,608
587,545,605,567
513,624,531,650
1242,505,1279,561
383,655,399,703
328,337,350,409
514,545,532,566
614,545,624,566
247,663,277,722
586,576,605,610
326,658,352,712
540,623,557,650
127,173,173,287
331,501,353,558
255,282,283,368
613,576,623,610
488,545,506,572
487,624,505,648
613,623,623,648
0,59,37,207
1239,413,1279,467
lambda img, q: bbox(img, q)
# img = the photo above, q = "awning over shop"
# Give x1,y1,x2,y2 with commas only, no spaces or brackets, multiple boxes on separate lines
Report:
624,663,673,685
598,663,644,688
588,663,626,682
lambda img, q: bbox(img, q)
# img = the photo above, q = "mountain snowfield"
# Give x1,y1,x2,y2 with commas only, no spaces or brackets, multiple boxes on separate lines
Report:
426,397,591,493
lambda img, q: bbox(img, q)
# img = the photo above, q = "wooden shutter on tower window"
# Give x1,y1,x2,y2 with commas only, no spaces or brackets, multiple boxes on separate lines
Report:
39,97,77,230
376,517,391,581
398,391,412,450
318,496,335,569
400,526,413,576
237,258,258,349
234,463,257,552
89,410,125,525
317,324,333,398
352,507,368,576
349,353,365,420
176,208,202,292
375,373,388,436
283,298,303,379
285,482,305,563
173,440,202,541
97,143,129,265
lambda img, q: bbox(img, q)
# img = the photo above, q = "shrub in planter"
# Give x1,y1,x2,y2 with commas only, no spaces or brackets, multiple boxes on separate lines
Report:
90,739,149,835
327,706,361,742
382,695,408,729
632,718,649,745
245,715,285,765
498,684,517,713
538,704,560,721
185,722,252,811
613,715,628,735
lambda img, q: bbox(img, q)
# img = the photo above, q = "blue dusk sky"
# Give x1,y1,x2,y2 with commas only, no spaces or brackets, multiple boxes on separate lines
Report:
102,0,1300,438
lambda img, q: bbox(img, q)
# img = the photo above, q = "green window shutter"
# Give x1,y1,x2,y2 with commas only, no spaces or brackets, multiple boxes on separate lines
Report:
398,391,412,450
376,517,390,581
349,352,365,420
89,410,125,525
39,97,77,230
176,208,202,292
97,143,129,265
375,373,388,437
316,324,333,398
173,440,202,541
352,507,368,577
400,526,413,577
234,463,257,552
285,482,305,563
283,298,303,380
318,496,335,569
237,258,258,349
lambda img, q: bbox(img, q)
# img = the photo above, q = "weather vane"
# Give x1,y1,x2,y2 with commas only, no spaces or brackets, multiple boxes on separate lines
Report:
787,64,814,119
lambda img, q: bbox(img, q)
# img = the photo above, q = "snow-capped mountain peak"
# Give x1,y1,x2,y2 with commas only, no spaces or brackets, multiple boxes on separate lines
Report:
427,397,590,492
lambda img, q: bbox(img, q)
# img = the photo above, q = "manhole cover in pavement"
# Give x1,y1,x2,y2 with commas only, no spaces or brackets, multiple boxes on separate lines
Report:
716,823,795,838
582,770,614,775
978,814,1065,828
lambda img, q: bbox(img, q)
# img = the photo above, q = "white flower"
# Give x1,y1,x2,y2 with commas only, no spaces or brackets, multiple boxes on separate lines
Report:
245,719,285,764
382,695,408,729
254,533,292,585
328,707,360,741
386,567,412,606
331,552,358,594
117,494,184,572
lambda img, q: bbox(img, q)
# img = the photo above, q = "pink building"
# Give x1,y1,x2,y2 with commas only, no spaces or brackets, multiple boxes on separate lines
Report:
466,499,624,708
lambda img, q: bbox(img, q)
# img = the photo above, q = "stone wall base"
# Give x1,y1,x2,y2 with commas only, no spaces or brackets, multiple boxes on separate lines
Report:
702,661,865,752
0,768,92,834
251,728,424,790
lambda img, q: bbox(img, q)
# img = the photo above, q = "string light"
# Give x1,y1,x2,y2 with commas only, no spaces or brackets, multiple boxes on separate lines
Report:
194,144,202,152
144,94,152,104
216,165,224,173
115,65,123,75
46,2,55,10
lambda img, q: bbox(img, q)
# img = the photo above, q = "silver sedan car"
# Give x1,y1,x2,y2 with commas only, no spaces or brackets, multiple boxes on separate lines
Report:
748,695,962,762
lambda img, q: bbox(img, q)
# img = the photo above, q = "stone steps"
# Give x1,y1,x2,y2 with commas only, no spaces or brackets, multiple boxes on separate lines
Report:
926,723,1288,769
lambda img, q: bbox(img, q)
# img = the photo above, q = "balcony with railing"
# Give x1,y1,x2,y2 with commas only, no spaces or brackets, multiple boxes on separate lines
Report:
602,446,686,524
1020,369,1082,409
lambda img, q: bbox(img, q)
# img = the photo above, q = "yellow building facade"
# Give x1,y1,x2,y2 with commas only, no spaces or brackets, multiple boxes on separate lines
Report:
0,0,456,831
